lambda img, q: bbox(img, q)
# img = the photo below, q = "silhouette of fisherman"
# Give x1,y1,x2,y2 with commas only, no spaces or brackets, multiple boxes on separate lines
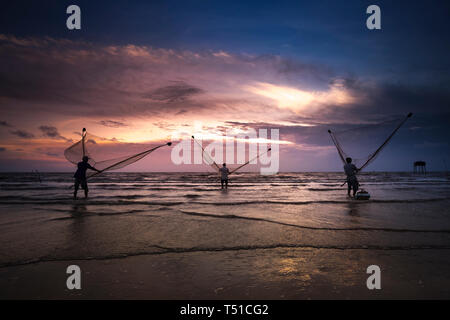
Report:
73,156,100,199
219,163,230,189
344,157,359,197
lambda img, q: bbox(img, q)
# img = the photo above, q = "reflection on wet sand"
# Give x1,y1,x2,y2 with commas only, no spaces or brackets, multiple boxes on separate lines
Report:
70,202,87,217
347,201,360,218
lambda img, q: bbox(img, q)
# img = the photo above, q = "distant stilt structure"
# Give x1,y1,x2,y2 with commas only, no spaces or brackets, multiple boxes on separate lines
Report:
414,161,426,174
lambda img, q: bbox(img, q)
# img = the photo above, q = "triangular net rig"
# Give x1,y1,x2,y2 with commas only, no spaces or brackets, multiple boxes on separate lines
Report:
191,135,271,175
328,113,413,171
64,128,172,178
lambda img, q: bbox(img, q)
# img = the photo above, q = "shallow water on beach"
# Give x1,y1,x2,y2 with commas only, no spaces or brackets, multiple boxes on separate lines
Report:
0,172,450,267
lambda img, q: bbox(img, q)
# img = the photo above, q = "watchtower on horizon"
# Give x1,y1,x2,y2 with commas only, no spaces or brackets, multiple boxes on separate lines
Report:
414,161,426,174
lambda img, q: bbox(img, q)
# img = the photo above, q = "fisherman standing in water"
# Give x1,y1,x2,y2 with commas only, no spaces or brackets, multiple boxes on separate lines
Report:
344,157,359,197
74,156,101,199
219,163,230,189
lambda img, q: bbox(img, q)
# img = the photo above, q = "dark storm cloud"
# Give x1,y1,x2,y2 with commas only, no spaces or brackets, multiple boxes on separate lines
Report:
9,129,34,139
0,36,155,115
38,125,60,138
272,78,450,127
265,56,334,90
0,34,335,119
99,120,128,128
0,121,11,127
144,82,204,103
38,125,71,142
343,80,450,118
0,34,449,163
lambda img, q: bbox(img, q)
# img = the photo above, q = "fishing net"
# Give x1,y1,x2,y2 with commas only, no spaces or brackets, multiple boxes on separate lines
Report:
328,113,412,171
191,135,221,172
64,129,171,178
191,136,271,175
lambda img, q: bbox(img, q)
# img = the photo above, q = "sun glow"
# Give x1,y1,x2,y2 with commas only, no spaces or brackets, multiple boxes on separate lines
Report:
245,82,356,113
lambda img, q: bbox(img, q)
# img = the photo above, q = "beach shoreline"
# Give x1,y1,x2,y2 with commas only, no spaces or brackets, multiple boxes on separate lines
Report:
1,247,450,299
1,172,449,299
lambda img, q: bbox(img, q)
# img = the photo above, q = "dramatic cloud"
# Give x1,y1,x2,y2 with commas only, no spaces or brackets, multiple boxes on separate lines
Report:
9,129,34,139
0,121,11,127
99,120,128,128
244,80,356,115
0,34,449,171
0,34,343,122
1,34,449,131
38,125,72,142
144,82,204,102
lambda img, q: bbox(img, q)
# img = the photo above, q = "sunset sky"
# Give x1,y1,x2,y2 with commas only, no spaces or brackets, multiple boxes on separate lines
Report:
0,0,449,172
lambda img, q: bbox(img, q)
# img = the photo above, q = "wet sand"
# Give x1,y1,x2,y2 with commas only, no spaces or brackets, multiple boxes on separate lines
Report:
1,247,450,299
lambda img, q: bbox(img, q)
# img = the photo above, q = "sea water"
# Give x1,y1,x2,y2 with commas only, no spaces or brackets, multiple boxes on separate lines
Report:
0,172,449,267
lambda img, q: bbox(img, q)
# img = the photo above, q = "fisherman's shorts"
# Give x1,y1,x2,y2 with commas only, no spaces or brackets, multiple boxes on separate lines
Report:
74,178,88,191
347,176,359,190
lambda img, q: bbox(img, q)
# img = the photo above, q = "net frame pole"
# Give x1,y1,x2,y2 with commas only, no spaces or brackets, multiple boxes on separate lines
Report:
82,128,86,158
357,112,412,171
191,135,221,171
328,129,346,165
229,147,272,175
328,113,412,172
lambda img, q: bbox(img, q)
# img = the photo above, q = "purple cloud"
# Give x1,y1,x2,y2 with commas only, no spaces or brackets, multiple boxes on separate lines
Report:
9,129,34,139
99,120,128,128
38,125,72,142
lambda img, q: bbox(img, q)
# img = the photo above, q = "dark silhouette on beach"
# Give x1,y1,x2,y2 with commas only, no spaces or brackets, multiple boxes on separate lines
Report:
219,163,230,189
73,156,100,199
344,157,359,197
